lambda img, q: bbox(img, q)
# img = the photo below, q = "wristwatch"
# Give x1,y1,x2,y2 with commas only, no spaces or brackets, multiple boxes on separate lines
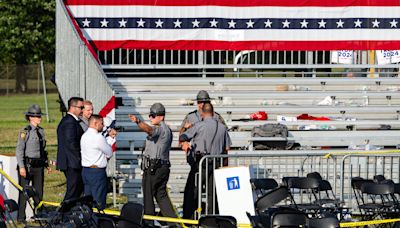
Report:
136,118,141,124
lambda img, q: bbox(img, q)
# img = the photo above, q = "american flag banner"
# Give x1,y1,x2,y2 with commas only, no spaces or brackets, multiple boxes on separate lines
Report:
99,96,116,152
65,0,400,51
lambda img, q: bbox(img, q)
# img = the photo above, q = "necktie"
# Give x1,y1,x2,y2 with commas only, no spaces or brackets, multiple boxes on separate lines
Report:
36,128,45,158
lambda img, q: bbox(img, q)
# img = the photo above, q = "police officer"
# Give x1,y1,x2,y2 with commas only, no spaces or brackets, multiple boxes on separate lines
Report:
179,103,231,219
179,90,225,136
129,103,178,221
16,104,49,222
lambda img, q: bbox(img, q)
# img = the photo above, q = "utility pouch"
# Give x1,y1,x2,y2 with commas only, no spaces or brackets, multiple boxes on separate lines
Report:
24,163,32,180
141,155,150,171
186,149,196,166
149,159,161,175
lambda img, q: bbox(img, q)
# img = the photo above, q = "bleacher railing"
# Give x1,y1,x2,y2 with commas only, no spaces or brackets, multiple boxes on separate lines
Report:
100,49,400,78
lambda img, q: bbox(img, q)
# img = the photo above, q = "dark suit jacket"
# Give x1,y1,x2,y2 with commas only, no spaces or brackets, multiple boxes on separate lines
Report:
56,114,84,170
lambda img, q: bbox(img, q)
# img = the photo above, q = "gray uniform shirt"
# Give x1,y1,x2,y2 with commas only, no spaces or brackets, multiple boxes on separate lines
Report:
180,116,231,155
180,110,225,129
16,124,46,168
143,121,172,160
79,117,89,132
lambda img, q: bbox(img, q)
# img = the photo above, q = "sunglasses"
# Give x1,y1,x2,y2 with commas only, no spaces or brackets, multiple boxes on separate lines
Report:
73,105,85,110
148,114,157,118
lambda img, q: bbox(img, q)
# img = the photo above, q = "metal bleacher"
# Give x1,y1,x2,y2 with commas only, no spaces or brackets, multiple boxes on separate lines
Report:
54,0,400,210
107,75,400,206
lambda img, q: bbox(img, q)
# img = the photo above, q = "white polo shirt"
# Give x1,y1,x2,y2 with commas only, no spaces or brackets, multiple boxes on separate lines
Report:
80,128,113,168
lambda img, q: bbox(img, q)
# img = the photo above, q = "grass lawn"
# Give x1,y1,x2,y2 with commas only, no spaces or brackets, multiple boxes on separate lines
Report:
0,93,126,208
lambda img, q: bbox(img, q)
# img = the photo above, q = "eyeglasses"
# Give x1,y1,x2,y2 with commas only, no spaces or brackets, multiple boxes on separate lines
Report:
148,114,157,119
73,105,85,110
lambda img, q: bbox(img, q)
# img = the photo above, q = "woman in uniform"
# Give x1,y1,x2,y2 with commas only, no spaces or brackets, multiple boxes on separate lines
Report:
16,104,49,222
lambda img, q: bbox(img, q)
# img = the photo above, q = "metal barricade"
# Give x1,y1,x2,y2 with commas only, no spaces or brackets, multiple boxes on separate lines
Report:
196,152,338,217
340,153,400,214
195,151,400,217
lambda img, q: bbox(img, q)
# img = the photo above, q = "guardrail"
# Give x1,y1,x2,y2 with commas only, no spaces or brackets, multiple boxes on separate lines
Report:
196,151,400,218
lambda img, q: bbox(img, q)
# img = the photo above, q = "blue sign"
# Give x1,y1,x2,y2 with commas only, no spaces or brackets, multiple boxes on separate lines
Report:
227,176,240,190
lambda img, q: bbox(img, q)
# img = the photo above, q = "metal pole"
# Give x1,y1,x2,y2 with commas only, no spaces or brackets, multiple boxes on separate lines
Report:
40,61,50,122
37,64,40,94
6,65,9,96
112,155,117,207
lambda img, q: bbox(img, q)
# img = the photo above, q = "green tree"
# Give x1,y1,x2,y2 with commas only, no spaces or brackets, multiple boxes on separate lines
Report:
0,0,55,92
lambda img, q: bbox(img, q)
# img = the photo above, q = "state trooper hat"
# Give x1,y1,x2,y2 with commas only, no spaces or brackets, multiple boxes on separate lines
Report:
194,90,213,102
149,103,166,115
24,104,45,117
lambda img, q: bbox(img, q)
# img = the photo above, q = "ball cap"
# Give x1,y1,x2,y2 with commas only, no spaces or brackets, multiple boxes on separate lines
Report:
25,104,45,117
193,90,213,102
150,103,166,115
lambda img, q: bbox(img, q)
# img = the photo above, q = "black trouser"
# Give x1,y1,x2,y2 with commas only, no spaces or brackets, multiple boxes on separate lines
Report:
63,167,84,202
142,164,177,218
182,159,218,219
18,167,44,221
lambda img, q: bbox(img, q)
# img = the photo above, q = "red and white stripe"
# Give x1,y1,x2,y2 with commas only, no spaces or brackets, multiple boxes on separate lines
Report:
65,0,400,51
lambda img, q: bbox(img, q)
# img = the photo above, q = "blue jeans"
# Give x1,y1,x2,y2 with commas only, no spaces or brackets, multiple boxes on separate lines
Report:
82,167,107,209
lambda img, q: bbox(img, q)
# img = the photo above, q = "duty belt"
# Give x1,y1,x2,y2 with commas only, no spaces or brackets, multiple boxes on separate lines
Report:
156,159,170,165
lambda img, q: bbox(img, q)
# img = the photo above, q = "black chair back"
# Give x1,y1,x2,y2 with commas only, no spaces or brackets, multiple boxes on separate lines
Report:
361,182,394,195
98,216,117,228
119,202,143,228
271,210,307,227
309,217,340,228
288,177,319,190
198,215,237,228
255,186,290,212
373,175,386,183
307,172,323,181
251,178,279,191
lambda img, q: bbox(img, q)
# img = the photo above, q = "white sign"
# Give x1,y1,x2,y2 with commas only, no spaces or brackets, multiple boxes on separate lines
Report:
214,166,254,224
376,50,400,65
331,50,355,64
0,155,33,219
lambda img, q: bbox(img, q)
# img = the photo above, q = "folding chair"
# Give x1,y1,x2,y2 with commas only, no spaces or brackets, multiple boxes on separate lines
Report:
351,177,374,215
287,177,322,215
22,185,50,226
307,172,344,217
307,172,338,203
118,202,143,228
359,182,395,220
250,178,279,199
198,215,237,228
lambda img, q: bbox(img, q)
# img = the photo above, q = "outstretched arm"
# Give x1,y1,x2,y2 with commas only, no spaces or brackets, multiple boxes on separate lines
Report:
129,114,153,135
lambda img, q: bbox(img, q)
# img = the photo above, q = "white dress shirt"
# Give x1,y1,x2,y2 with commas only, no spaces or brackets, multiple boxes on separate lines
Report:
67,112,79,121
81,128,113,168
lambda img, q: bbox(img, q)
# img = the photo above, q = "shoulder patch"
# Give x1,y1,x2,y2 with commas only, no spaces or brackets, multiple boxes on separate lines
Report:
20,131,27,140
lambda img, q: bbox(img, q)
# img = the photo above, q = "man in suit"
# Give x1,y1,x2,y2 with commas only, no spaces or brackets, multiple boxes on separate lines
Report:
56,97,85,201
